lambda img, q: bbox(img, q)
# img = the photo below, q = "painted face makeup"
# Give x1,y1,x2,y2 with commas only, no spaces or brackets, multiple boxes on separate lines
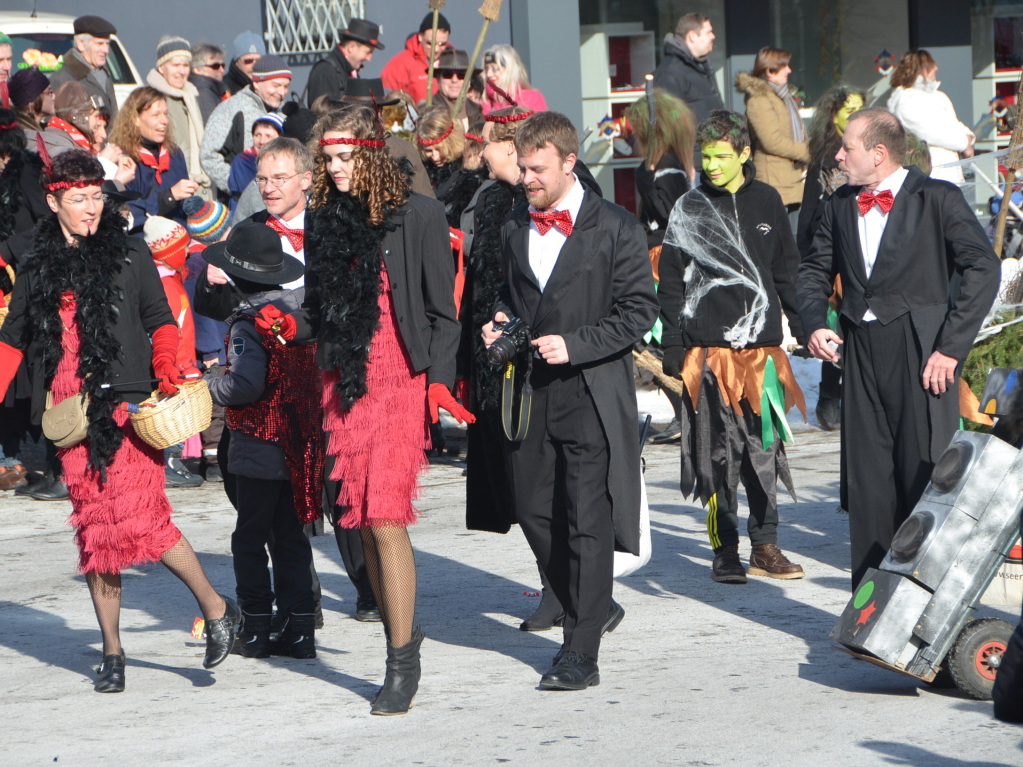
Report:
834,94,864,136
702,140,750,193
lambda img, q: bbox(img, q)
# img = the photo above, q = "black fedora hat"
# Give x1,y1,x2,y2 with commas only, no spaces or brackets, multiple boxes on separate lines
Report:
339,18,384,51
434,49,481,77
343,78,400,107
203,220,305,286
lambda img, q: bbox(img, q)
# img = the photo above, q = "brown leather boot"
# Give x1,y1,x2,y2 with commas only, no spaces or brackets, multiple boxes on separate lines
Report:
711,543,747,584
749,543,804,579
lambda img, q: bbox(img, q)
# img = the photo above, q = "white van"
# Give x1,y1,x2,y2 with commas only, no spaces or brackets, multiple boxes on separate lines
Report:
0,11,143,108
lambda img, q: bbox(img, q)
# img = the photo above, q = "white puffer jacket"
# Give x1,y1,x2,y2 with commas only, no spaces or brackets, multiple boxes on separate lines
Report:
888,76,974,184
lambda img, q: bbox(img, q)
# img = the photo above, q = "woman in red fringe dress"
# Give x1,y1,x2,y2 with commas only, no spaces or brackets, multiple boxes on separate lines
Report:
256,104,471,715
0,150,239,694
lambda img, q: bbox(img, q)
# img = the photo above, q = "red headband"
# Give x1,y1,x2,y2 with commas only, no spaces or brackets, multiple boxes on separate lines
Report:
485,111,534,124
45,178,104,192
464,132,484,143
0,121,18,130
417,122,454,147
318,137,386,148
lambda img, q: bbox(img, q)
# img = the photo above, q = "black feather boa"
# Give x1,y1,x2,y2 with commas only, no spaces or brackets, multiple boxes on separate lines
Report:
305,191,401,411
0,150,42,242
438,166,487,229
469,180,526,410
26,207,130,471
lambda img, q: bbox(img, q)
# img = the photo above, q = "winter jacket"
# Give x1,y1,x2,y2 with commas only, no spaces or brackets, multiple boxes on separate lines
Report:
636,153,690,249
48,47,119,120
147,69,213,201
658,163,805,351
200,86,279,195
124,143,190,229
735,72,810,206
888,78,974,184
189,72,227,124
207,287,304,480
228,148,258,208
223,59,251,98
651,39,723,126
381,33,452,104
306,46,357,106
481,84,547,115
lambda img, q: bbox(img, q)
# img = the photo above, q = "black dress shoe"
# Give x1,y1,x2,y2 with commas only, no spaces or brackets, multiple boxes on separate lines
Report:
203,596,241,669
95,652,125,693
355,594,382,622
15,473,69,501
601,600,625,635
519,587,566,632
538,650,599,691
650,417,682,444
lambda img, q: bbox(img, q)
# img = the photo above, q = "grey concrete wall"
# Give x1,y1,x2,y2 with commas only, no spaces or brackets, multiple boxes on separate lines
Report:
509,0,582,128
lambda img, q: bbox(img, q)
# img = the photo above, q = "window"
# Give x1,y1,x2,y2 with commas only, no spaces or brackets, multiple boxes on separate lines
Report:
264,0,366,55
8,33,136,85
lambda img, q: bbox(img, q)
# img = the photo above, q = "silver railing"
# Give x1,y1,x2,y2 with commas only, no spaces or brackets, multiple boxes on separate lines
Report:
264,0,366,55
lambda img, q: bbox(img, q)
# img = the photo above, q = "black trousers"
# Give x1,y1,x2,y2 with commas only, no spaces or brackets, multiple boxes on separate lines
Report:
324,453,373,600
706,428,782,549
508,365,613,659
232,475,316,616
841,314,943,589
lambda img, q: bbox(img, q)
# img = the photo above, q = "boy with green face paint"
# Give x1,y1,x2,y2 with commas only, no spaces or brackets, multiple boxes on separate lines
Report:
658,110,807,584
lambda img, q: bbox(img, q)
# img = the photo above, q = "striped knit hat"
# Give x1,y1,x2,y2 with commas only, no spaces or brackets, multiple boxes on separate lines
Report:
182,195,230,245
156,36,192,68
250,54,291,82
144,215,189,271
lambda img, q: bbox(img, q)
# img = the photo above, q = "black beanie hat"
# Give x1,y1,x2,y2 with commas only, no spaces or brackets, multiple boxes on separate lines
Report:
420,13,450,34
9,67,50,109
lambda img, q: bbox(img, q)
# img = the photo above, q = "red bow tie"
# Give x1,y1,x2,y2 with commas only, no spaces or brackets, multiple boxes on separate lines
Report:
266,216,304,252
858,188,895,216
529,208,574,237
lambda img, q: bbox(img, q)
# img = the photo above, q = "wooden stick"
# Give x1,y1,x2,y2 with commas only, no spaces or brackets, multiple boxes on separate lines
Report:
633,350,686,396
452,0,503,120
425,1,447,107
993,68,1023,257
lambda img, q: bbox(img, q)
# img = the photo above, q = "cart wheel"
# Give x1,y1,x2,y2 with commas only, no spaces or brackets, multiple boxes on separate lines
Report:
946,617,1014,700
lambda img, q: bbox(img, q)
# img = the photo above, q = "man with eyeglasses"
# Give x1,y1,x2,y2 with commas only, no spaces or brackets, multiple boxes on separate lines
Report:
430,49,482,128
48,15,119,120
200,55,290,203
306,18,384,107
189,42,228,124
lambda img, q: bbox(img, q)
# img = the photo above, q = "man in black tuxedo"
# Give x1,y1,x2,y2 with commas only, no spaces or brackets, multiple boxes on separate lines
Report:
483,112,658,690
797,108,999,590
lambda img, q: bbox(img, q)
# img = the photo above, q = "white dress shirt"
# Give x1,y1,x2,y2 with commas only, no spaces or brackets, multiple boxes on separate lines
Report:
858,166,908,321
270,210,306,290
528,174,585,292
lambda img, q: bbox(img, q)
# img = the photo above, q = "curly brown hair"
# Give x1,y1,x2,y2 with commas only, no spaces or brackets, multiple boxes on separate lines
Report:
308,104,410,226
107,86,177,159
415,104,464,165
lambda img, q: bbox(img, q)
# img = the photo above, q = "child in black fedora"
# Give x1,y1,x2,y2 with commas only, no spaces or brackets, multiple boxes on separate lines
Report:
204,220,324,659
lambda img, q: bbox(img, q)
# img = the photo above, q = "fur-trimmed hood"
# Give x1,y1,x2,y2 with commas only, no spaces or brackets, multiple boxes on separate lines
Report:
735,71,773,98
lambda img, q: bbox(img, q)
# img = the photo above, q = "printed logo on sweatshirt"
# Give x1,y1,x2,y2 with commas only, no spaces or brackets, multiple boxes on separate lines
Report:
756,223,772,235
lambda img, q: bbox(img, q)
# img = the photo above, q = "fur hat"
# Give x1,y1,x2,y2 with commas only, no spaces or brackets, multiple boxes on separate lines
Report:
182,195,230,245
144,215,189,271
250,54,290,82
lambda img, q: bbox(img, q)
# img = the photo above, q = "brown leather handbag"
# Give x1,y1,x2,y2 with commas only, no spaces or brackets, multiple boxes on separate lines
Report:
42,391,90,448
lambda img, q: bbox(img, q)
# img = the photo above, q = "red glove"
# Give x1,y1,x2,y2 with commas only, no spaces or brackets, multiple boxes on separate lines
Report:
151,324,182,395
254,305,296,341
428,382,476,425
0,341,24,401
454,377,470,405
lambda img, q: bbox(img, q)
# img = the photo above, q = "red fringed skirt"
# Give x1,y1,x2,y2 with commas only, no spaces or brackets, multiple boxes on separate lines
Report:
322,271,428,528
54,294,181,574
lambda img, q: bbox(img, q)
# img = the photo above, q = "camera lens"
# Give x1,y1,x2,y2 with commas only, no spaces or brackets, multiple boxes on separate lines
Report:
487,336,517,365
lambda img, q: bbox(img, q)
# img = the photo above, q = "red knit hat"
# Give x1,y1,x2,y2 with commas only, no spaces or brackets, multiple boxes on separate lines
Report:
144,216,189,271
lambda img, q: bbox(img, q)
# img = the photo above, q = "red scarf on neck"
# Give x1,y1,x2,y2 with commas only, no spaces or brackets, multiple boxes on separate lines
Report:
48,117,92,152
138,144,171,184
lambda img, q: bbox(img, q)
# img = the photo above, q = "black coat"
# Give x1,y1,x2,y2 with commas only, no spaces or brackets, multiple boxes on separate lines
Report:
497,188,659,554
0,150,49,268
189,73,227,124
651,40,724,126
658,164,805,351
636,153,690,249
306,47,356,107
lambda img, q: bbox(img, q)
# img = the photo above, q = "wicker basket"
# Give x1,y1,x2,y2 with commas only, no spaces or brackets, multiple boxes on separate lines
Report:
130,380,213,450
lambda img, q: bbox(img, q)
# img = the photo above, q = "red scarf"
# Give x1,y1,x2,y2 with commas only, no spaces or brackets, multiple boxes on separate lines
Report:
48,117,92,152
138,144,171,184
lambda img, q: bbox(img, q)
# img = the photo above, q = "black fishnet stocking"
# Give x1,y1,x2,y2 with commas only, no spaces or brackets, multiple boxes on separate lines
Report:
360,526,416,647
86,571,122,656
160,536,226,620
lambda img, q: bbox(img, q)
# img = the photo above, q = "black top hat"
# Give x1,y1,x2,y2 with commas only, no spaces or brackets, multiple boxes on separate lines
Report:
343,78,400,107
202,220,305,286
434,49,481,77
339,18,384,51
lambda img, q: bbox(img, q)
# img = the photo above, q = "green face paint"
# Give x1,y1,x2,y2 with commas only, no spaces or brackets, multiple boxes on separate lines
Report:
702,140,748,193
834,94,864,136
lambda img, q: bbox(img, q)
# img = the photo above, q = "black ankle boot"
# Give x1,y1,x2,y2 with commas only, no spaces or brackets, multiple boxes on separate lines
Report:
519,588,566,632
270,613,316,659
233,611,272,658
95,651,125,693
203,596,241,669
371,627,424,716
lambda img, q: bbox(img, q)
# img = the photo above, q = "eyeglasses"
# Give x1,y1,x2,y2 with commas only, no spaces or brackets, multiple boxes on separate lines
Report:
206,62,226,70
62,193,108,207
240,56,259,66
255,173,300,188
439,71,463,80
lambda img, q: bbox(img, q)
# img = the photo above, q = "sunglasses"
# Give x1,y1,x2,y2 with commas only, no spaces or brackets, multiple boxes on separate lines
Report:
439,71,464,79
239,57,259,66
206,62,226,70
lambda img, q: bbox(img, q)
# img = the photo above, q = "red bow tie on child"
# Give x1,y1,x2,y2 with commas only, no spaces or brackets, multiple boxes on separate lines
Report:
857,188,895,216
529,209,574,237
266,216,305,251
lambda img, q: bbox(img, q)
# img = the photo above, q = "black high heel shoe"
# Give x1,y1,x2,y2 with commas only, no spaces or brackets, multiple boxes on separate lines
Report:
95,652,125,693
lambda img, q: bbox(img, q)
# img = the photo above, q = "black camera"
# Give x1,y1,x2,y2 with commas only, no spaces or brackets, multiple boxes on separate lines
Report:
487,316,532,365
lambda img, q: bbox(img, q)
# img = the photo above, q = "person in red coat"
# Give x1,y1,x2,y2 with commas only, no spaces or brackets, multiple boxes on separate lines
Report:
380,13,452,105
